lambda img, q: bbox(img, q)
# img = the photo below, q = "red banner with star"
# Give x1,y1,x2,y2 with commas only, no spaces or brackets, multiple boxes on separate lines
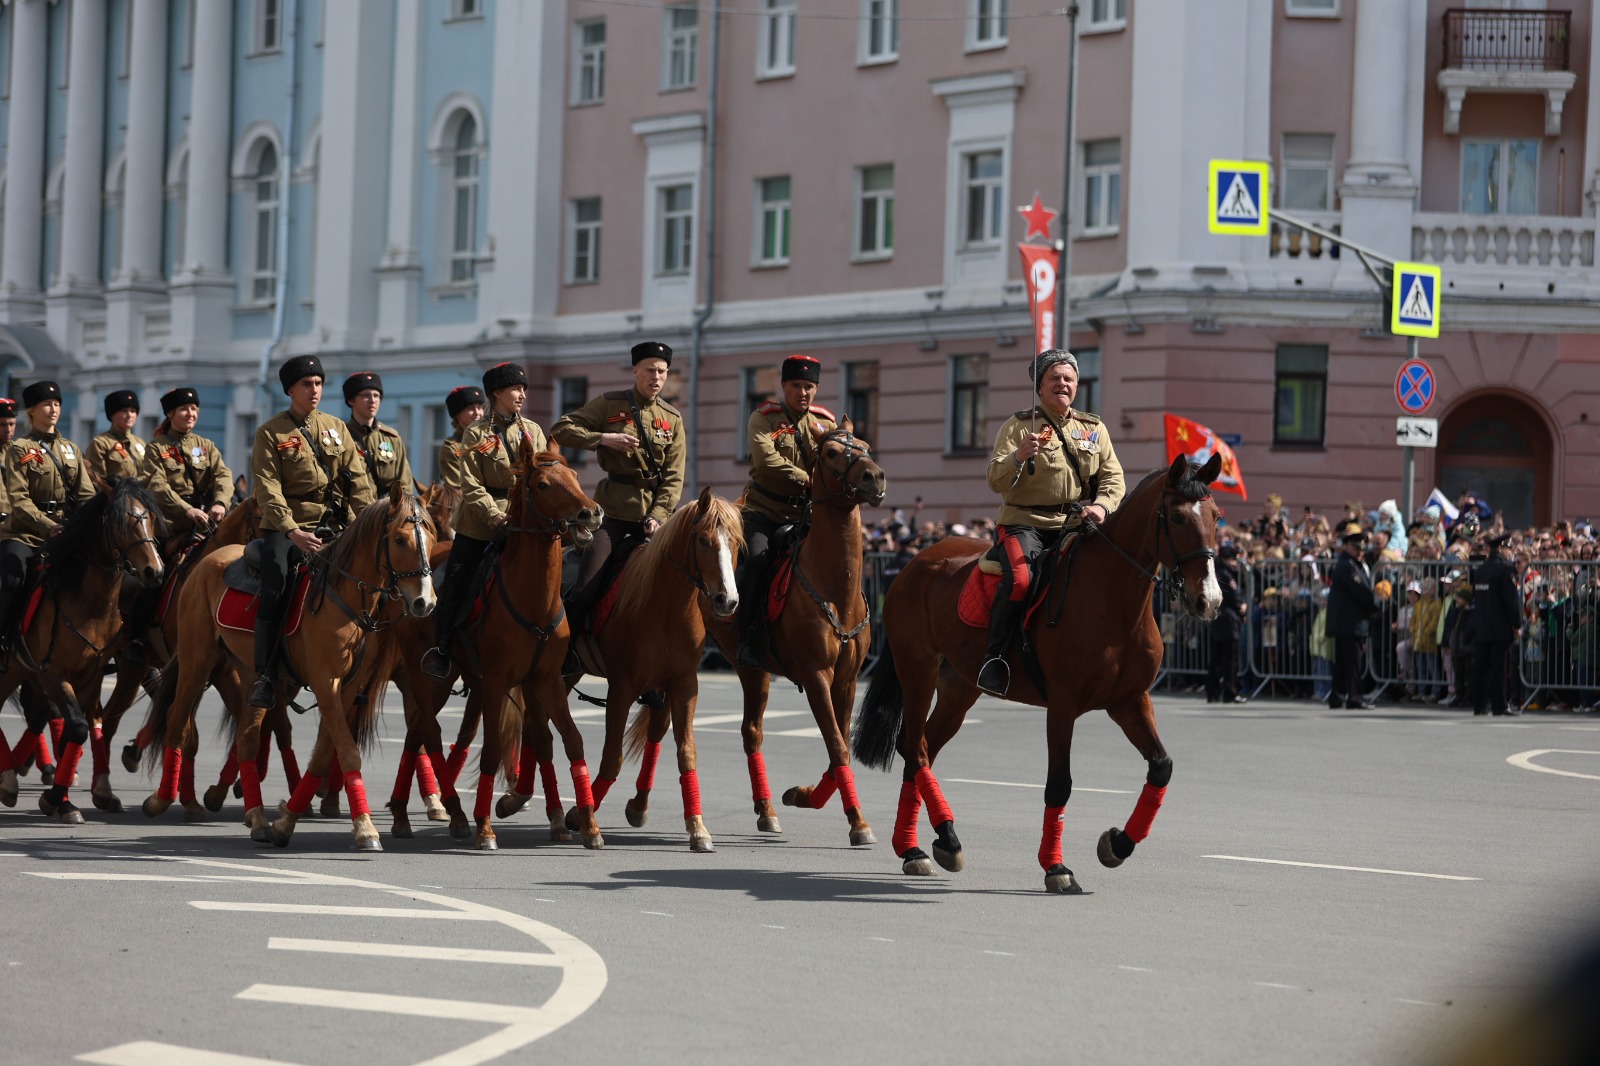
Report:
1017,244,1057,354
1163,412,1247,499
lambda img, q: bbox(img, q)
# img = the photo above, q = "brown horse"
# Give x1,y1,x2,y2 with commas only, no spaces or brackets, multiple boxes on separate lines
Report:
0,478,167,821
851,454,1225,893
496,486,742,851
421,480,461,543
141,481,438,850
697,418,887,846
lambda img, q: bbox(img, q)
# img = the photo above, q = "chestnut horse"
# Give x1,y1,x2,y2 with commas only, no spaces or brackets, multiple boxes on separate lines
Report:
497,486,742,851
851,455,1225,893
141,482,437,850
0,477,167,821
696,419,887,846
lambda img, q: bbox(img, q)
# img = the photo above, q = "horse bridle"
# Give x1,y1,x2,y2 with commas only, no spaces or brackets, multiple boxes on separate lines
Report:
105,500,164,579
504,459,591,540
1083,491,1217,598
809,429,882,507
312,493,433,631
380,491,433,593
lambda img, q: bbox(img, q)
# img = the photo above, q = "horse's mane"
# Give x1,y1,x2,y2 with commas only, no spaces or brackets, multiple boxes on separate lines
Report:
1131,462,1213,504
506,447,572,527
320,490,435,576
613,494,745,618
41,478,167,592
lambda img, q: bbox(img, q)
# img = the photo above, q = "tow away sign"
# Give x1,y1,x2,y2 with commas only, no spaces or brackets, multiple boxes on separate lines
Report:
1396,417,1439,449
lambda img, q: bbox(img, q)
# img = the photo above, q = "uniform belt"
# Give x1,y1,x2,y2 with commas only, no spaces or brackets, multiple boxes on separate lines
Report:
748,480,808,508
607,473,662,489
285,493,322,504
487,487,508,500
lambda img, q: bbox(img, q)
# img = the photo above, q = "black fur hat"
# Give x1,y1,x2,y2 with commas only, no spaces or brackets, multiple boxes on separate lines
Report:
343,371,383,404
104,389,140,419
21,381,61,408
278,355,326,394
160,387,200,414
631,341,673,367
446,385,486,419
781,354,821,384
482,362,529,395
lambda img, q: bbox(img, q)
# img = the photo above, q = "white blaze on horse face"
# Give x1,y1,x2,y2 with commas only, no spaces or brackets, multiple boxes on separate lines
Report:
716,531,739,612
1199,557,1222,616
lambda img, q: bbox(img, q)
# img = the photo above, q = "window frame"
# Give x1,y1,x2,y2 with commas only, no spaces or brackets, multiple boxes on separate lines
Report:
657,183,695,277
1460,137,1540,216
252,0,283,57
568,197,602,285
844,361,881,446
1073,348,1102,415
1080,138,1122,238
961,150,1006,248
1285,0,1341,18
754,176,793,267
1272,343,1329,449
250,142,280,304
573,19,607,105
1083,0,1127,34
966,0,1009,52
448,0,485,23
738,366,780,461
448,115,481,284
758,0,797,79
555,377,590,466
948,353,990,455
662,4,699,91
1279,133,1336,213
854,164,895,261
859,0,900,65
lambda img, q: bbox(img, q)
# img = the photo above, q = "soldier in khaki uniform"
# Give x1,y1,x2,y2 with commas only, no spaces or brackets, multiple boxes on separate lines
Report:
977,349,1126,696
553,340,686,629
145,387,233,535
0,398,16,526
438,385,485,498
735,354,836,667
342,371,413,499
422,362,548,678
0,381,97,655
247,355,375,707
86,390,149,482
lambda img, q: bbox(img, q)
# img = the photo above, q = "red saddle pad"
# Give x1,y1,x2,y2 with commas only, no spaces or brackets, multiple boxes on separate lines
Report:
591,555,635,637
216,570,313,637
958,566,1002,629
766,554,795,623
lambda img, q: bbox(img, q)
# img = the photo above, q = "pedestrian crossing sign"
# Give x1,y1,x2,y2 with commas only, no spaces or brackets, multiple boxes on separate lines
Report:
1207,160,1270,236
1390,262,1442,338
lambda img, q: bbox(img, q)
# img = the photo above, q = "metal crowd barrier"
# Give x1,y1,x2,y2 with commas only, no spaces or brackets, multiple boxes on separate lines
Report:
1361,560,1466,703
1516,559,1600,712
1241,559,1326,700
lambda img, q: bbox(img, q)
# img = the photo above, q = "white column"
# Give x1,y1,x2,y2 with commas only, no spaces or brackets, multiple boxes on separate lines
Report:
1583,0,1600,215
0,0,50,317
1337,0,1416,269
375,0,423,348
58,0,107,291
119,0,169,283
170,0,234,363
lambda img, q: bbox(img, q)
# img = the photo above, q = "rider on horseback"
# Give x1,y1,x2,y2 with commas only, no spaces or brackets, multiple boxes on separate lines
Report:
736,354,835,668
86,391,149,482
554,340,686,633
145,387,233,536
421,362,549,680
438,385,486,506
247,356,375,709
342,372,413,500
976,349,1125,697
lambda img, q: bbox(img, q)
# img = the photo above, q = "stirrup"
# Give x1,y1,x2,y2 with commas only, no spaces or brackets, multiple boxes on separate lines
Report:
420,646,450,680
976,657,1010,698
248,673,277,709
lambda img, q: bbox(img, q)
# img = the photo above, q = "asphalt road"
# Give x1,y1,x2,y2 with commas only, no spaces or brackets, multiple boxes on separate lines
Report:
2,675,1598,1065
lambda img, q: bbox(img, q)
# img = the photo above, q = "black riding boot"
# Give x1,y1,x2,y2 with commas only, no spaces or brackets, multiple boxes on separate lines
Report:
248,616,281,709
735,557,770,669
977,593,1023,697
0,586,17,667
421,605,453,679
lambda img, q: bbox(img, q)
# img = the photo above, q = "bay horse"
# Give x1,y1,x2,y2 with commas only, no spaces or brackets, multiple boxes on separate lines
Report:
697,418,887,846
851,454,1225,893
141,481,437,851
0,477,167,821
497,486,741,851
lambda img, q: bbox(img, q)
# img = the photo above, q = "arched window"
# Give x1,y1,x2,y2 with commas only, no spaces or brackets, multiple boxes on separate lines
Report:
449,114,478,282
252,142,279,301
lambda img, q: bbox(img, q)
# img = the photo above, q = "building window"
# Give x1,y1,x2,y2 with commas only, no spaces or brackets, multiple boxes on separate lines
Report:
254,0,283,55
658,183,694,275
1462,139,1538,216
450,0,484,20
950,354,989,454
758,0,796,78
739,366,780,460
962,151,1005,247
449,115,479,282
1274,344,1328,447
1074,348,1101,415
1286,0,1339,17
663,5,698,90
861,0,899,63
556,377,589,466
856,164,894,258
1085,0,1126,31
251,143,279,302
845,361,880,446
969,0,1008,49
1081,139,1122,237
574,20,606,104
1280,134,1335,212
569,197,601,284
756,177,792,266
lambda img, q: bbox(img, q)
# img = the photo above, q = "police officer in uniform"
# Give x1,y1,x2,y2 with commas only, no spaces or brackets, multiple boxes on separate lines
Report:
0,398,17,525
421,362,548,679
87,390,148,482
438,385,486,498
145,387,233,535
1326,521,1379,709
553,340,686,627
343,372,413,500
978,349,1125,697
1471,531,1522,716
0,381,96,657
248,356,375,708
736,354,835,668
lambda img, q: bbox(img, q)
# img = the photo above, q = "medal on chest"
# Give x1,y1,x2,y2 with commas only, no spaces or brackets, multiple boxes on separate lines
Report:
321,426,342,449
133,442,146,460
652,417,673,443
378,439,395,462
475,435,501,456
61,444,75,461
190,444,206,468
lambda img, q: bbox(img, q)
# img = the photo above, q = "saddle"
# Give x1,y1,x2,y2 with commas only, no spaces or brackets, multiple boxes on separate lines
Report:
761,521,806,623
216,539,313,637
958,532,1081,630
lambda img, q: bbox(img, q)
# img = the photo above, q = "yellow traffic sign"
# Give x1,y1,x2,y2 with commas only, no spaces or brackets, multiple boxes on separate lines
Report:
1208,160,1270,236
1390,261,1442,338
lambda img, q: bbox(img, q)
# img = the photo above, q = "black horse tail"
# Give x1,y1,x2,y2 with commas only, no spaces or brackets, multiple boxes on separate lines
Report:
851,639,903,772
139,666,183,775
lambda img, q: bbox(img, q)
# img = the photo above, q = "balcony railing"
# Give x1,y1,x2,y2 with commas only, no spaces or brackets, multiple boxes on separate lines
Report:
1270,213,1341,261
1443,8,1570,73
1411,213,1595,270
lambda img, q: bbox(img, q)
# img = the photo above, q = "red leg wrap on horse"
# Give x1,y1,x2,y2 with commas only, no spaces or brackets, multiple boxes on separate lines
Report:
680,771,702,817
91,727,107,778
1038,805,1066,871
636,742,661,793
474,773,494,821
344,771,371,818
444,744,470,788
0,730,13,773
286,772,322,816
279,746,302,793
747,751,770,802
914,767,954,827
512,743,538,797
539,761,563,816
892,781,922,854
390,750,417,804
570,760,595,810
326,753,345,796
159,748,183,803
833,765,861,813
239,760,263,812
591,777,614,809
179,753,198,805
1123,783,1168,844
217,750,241,787
55,741,84,795
37,730,54,768
808,768,838,809
415,752,440,798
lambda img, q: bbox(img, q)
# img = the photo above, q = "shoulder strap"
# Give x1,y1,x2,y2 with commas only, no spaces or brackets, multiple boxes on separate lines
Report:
623,392,665,483
1033,407,1093,502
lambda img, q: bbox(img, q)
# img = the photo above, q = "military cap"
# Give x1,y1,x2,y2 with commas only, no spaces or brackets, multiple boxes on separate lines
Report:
446,385,486,419
781,354,821,384
104,389,140,419
482,361,529,395
631,341,673,367
161,387,200,414
278,355,326,394
1028,348,1078,387
343,371,383,404
0,398,14,418
21,381,61,408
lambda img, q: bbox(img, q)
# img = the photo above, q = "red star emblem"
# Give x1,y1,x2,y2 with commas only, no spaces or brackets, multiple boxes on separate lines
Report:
1017,195,1057,241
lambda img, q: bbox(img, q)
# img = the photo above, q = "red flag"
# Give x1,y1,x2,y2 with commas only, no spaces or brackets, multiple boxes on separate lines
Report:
1163,413,1247,500
1017,244,1057,354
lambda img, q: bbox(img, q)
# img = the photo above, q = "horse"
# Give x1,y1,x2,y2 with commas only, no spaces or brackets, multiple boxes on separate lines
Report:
691,418,887,846
0,477,167,821
421,480,460,543
496,486,742,851
140,481,438,851
850,454,1225,893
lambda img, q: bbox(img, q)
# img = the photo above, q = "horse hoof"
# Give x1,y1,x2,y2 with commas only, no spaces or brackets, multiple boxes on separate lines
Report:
901,849,936,876
476,835,498,852
250,826,274,846
781,786,807,808
690,835,715,853
92,792,124,814
625,801,647,829
548,814,573,842
933,843,965,872
319,795,342,819
390,815,414,840
270,824,294,849
582,832,605,851
354,836,383,853
496,792,530,820
1098,827,1133,869
757,815,783,834
56,805,86,825
39,764,55,787
1044,864,1082,894
243,807,269,832
564,806,582,833
423,794,448,821
202,785,228,813
850,826,878,847
183,805,208,824
448,818,473,840
141,795,171,818
120,742,140,774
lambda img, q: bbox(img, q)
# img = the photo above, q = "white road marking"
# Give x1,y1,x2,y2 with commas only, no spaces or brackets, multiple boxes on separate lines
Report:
1486,723,1533,729
1505,749,1600,782
268,938,563,967
1397,998,1446,1006
534,898,555,903
238,984,540,1025
1118,966,1152,972
79,1040,303,1065
1204,855,1478,881
28,873,290,884
1253,982,1301,990
761,924,786,930
983,950,1015,957
1558,725,1600,732
189,901,493,920
869,937,893,942
947,778,1134,794
640,911,672,917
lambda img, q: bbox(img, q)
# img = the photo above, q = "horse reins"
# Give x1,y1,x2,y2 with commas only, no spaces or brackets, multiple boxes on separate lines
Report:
1080,492,1217,599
